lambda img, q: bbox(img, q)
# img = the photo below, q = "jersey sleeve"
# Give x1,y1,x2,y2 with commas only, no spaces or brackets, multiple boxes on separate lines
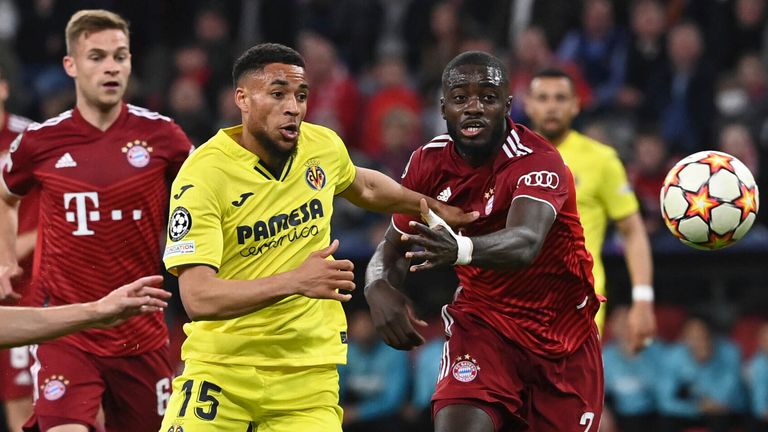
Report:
333,132,357,194
2,133,36,197
391,149,423,235
510,150,570,215
597,154,639,221
163,164,224,276
164,122,195,181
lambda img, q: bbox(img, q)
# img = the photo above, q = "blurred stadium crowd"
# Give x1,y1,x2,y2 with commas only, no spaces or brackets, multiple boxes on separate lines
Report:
1,0,768,431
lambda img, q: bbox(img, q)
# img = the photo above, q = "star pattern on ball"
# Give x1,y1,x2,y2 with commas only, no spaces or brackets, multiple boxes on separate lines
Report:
684,185,720,220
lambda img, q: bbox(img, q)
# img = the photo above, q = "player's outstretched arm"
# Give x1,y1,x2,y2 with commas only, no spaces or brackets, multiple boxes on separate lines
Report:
616,212,657,352
0,275,170,349
364,226,427,351
178,239,356,321
404,198,555,271
339,167,478,228
0,188,22,301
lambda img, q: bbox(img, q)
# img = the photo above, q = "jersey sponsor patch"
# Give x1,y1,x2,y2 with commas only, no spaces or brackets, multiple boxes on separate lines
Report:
164,240,196,259
41,375,69,401
517,170,560,189
451,354,480,382
169,207,192,241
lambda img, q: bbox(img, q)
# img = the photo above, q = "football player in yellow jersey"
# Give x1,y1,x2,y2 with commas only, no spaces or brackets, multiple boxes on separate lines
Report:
524,68,656,352
159,43,476,432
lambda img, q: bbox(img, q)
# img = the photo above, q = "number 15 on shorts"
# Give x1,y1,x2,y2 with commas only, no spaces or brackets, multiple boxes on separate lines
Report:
178,379,222,420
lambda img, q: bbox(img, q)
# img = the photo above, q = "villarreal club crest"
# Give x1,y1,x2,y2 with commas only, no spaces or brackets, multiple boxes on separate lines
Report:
305,160,326,191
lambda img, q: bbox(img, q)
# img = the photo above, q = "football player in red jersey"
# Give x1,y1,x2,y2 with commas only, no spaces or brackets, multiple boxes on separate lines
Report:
0,10,193,432
365,51,604,432
0,63,37,432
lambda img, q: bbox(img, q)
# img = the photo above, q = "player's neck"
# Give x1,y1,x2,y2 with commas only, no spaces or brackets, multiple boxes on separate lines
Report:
76,99,122,132
0,107,5,130
238,133,290,177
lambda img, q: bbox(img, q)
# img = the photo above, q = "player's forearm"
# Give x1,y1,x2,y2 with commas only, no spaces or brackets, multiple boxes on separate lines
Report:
341,167,424,215
0,303,99,349
617,213,653,287
467,227,545,270
0,198,19,264
365,237,410,293
179,270,296,321
15,230,37,261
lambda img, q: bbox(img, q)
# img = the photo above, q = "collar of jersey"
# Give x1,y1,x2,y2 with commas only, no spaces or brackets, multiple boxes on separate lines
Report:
218,125,295,182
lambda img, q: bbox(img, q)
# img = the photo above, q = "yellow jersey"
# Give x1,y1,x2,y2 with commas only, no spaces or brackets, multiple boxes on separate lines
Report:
163,123,356,367
556,130,639,298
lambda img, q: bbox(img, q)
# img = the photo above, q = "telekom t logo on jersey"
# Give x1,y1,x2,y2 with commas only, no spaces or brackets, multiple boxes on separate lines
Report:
63,192,143,236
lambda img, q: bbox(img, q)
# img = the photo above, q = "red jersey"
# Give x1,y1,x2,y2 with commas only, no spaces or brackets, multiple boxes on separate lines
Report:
393,119,598,359
0,112,37,304
1,104,192,356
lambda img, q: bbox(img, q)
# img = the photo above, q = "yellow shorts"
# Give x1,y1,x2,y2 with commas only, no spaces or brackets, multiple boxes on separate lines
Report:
160,359,343,432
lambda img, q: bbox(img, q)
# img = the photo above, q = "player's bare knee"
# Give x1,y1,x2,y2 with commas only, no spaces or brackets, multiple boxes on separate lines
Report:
434,404,495,432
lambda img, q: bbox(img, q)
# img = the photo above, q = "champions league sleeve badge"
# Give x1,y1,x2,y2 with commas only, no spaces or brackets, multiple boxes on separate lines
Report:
169,207,192,241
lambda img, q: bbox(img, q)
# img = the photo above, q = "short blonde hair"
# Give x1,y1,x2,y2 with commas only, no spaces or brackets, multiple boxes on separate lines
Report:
65,9,130,55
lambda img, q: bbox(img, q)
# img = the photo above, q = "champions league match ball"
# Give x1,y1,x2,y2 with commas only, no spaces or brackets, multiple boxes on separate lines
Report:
660,150,759,250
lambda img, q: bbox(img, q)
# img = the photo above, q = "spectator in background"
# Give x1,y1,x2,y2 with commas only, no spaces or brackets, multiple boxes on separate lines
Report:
359,55,422,166
717,122,767,227
299,31,362,150
214,85,241,130
340,309,410,432
557,0,628,114
617,0,669,120
166,76,213,146
746,322,768,431
627,127,672,237
193,5,235,106
603,306,663,432
647,21,715,155
657,316,747,432
508,26,592,122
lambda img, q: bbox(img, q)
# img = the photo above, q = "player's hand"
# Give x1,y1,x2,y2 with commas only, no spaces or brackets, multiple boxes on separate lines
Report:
627,301,657,353
294,239,356,302
93,275,171,327
0,262,22,301
364,279,427,350
430,199,479,229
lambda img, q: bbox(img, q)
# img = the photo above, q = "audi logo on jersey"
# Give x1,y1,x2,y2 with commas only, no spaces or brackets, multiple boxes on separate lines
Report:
63,192,143,236
517,171,560,189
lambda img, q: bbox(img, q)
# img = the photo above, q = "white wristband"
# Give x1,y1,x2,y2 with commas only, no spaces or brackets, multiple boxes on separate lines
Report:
425,210,472,265
455,235,473,265
632,285,655,302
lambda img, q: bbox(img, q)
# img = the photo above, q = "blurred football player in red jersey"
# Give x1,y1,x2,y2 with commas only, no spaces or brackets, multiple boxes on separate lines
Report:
0,10,193,432
365,51,603,432
0,63,36,432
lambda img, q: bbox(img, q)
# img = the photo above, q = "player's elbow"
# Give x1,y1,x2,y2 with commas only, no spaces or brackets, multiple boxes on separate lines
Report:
509,231,544,268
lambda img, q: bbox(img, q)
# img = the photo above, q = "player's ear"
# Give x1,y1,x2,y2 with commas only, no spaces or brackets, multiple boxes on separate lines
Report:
506,96,513,111
62,55,77,79
234,87,248,112
440,98,446,120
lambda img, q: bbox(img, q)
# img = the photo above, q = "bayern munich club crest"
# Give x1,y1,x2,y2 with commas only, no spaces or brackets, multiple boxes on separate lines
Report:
452,354,481,382
169,207,192,241
41,375,69,401
122,139,153,168
305,160,326,191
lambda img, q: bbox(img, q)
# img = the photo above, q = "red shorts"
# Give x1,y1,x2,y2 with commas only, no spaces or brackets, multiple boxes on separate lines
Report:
432,308,604,432
0,346,33,400
23,342,173,432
